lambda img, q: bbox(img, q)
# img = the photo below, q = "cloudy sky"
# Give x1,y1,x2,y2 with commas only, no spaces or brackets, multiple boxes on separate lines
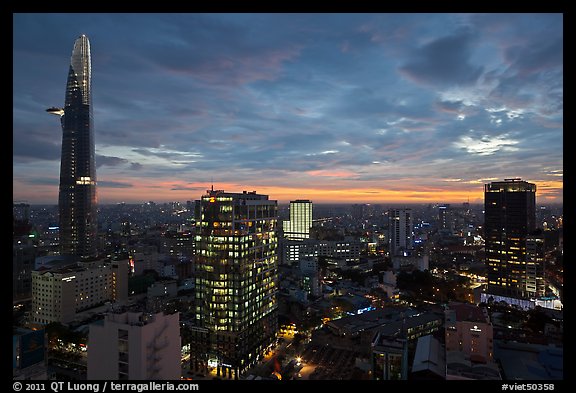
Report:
13,13,563,205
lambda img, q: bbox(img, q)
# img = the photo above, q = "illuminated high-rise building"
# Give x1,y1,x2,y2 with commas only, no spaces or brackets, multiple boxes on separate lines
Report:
281,200,312,266
484,178,538,299
47,35,98,260
192,189,278,378
283,199,313,240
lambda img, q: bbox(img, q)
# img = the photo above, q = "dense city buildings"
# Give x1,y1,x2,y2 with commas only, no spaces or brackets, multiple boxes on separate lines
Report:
12,196,563,382
191,189,279,378
483,179,544,307
47,35,98,261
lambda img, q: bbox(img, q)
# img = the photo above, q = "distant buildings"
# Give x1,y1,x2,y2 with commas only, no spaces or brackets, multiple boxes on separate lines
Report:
191,189,278,378
87,311,181,380
284,236,362,267
388,208,413,257
483,179,545,308
48,35,98,260
31,259,128,325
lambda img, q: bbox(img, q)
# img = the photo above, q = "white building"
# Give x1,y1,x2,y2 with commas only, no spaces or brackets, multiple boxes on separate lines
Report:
87,311,181,380
31,259,128,325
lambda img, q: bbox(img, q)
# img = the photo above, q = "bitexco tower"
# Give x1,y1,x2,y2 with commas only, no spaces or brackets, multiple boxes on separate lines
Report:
47,35,98,260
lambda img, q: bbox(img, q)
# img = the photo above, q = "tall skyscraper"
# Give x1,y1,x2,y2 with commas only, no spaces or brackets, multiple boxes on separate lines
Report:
388,208,413,257
192,189,278,378
47,35,98,260
484,178,538,300
283,199,313,240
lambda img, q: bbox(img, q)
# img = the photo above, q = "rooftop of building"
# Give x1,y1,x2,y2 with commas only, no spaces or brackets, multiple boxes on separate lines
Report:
327,307,410,334
494,340,563,380
447,302,488,324
411,335,445,378
446,351,501,380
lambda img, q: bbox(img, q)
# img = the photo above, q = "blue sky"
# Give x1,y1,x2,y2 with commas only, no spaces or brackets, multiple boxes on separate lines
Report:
13,13,563,205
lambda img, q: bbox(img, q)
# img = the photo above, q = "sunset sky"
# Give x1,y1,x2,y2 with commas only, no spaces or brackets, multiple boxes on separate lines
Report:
13,13,563,205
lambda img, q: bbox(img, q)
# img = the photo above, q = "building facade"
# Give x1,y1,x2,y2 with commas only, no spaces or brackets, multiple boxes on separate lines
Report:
13,243,36,301
484,178,538,299
445,302,493,363
87,311,181,380
192,189,278,378
48,35,98,260
283,200,313,240
31,259,128,325
388,209,413,257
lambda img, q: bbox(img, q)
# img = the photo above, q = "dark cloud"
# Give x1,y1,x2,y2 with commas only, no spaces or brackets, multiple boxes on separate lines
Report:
97,180,133,188
96,155,129,168
399,28,483,87
13,129,61,161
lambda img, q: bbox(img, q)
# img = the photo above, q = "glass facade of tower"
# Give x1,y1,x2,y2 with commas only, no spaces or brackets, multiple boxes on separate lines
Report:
55,35,98,260
484,179,537,299
194,190,278,377
283,199,313,240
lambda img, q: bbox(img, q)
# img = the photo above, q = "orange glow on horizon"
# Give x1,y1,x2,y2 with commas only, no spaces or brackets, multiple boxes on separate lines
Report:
13,178,563,205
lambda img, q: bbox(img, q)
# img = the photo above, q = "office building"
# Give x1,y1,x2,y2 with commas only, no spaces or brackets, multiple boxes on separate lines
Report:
285,236,362,266
283,200,312,240
484,178,538,300
525,232,546,298
192,189,278,378
47,35,98,260
31,259,128,325
87,311,181,380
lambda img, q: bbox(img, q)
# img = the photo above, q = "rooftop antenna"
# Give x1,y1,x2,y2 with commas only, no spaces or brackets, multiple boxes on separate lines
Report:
211,177,214,192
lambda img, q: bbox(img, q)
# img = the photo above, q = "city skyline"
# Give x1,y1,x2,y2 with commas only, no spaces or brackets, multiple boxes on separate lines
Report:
13,13,563,205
